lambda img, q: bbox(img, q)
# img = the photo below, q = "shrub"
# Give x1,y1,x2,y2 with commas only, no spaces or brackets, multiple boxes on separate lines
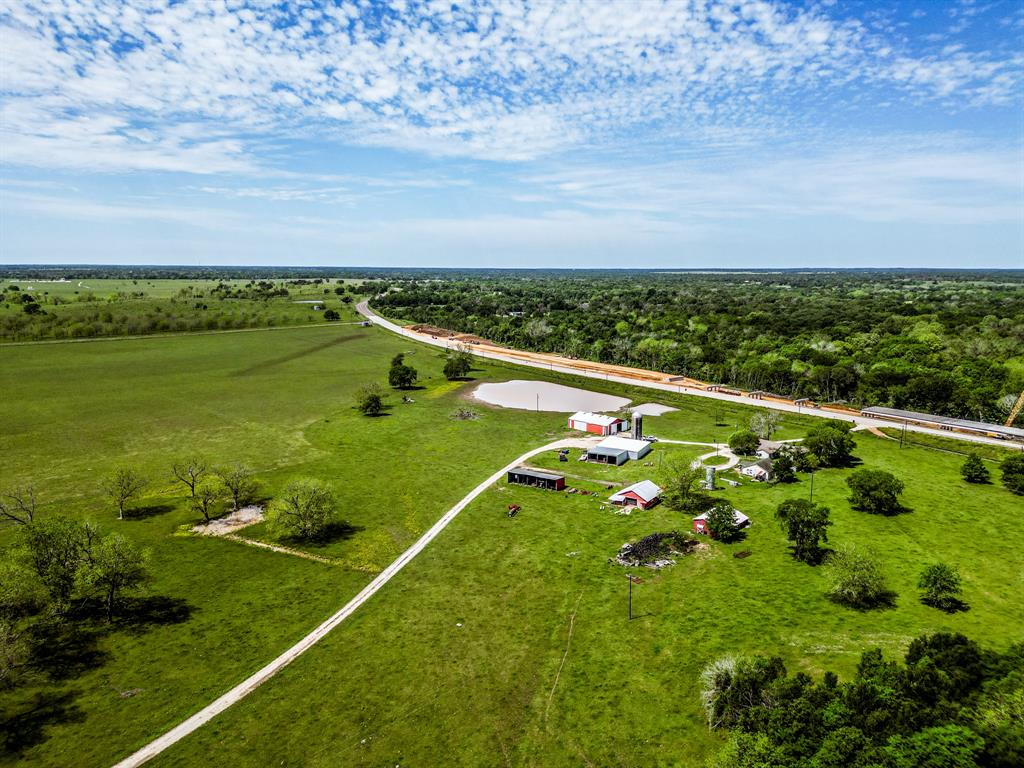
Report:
1000,454,1024,495
960,453,990,484
846,469,905,515
270,479,337,541
728,429,760,456
804,420,856,467
825,546,893,609
356,382,385,416
918,563,963,611
704,501,743,542
775,498,831,564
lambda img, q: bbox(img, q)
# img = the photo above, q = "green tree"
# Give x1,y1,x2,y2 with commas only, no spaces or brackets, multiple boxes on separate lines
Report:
749,411,780,440
1000,454,1024,495
775,498,831,564
78,534,150,621
270,479,337,541
805,420,856,467
102,467,147,520
825,546,892,609
388,353,418,389
191,481,222,524
704,501,742,542
882,725,984,768
661,461,709,513
215,464,257,511
728,429,760,456
772,446,801,483
322,309,340,321
171,456,208,498
356,382,385,416
0,485,37,525
918,563,963,611
443,350,472,380
960,453,990,484
846,469,905,515
17,517,97,607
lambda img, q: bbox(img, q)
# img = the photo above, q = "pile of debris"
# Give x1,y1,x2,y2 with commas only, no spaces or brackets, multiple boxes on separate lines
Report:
614,531,699,568
450,407,479,420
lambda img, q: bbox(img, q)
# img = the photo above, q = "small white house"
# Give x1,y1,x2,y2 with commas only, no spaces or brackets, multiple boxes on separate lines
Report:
739,458,774,482
568,411,627,435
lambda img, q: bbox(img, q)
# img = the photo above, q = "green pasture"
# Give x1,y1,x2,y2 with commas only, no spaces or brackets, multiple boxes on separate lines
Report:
151,431,1024,768
1,323,1021,767
0,278,360,342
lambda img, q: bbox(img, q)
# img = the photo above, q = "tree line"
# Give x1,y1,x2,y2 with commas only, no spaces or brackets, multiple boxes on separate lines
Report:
374,272,1024,423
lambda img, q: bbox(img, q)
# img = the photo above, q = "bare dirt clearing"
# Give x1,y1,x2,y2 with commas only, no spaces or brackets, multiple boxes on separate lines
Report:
472,379,630,412
630,402,679,416
192,506,264,536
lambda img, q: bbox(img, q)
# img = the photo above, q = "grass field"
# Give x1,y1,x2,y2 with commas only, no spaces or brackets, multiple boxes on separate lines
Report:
2,323,1022,767
0,278,361,342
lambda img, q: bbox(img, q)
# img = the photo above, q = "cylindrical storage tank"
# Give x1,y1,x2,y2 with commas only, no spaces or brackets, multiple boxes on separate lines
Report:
705,466,716,489
632,414,643,439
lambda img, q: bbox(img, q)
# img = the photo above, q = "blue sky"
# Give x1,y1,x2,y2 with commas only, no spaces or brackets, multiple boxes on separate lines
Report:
1,0,1022,268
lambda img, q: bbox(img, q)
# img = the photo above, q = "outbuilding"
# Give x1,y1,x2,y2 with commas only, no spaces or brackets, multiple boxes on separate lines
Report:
596,435,652,461
568,411,628,435
507,467,566,491
692,509,750,536
739,458,774,482
609,480,662,509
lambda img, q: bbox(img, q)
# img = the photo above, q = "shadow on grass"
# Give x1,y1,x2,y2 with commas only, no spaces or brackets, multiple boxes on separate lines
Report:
826,591,899,611
115,596,195,633
27,622,109,682
922,597,971,614
280,521,363,549
787,546,833,566
0,690,84,756
126,503,175,520
856,503,913,517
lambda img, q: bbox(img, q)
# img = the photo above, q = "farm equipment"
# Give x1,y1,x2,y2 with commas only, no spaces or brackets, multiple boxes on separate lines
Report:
507,504,521,518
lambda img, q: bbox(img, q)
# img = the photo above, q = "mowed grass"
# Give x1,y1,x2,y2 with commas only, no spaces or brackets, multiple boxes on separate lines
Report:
0,324,566,766
149,432,1024,768
3,324,1021,767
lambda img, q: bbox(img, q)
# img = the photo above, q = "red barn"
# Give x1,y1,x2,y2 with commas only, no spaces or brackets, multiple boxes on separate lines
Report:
568,411,627,435
609,480,662,510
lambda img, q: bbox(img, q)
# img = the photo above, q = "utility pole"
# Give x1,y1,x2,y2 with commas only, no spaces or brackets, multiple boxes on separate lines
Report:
900,420,907,449
627,574,633,620
809,470,815,503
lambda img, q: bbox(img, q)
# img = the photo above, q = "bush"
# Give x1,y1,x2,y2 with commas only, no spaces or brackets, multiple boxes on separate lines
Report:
804,420,856,467
323,309,340,321
960,453,990,484
1000,454,1024,495
270,479,337,541
388,353,418,389
728,430,760,456
704,501,743,542
846,469,905,515
918,563,964,611
825,546,893,609
775,498,831,564
356,382,385,416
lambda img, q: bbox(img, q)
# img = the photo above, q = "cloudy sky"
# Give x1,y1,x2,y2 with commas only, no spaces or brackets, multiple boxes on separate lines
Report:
1,0,1022,268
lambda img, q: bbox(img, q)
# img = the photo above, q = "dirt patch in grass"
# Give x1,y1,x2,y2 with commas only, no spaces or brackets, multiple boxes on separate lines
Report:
192,506,264,536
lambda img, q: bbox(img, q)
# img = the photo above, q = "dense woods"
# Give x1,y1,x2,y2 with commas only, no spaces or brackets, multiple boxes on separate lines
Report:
375,271,1024,422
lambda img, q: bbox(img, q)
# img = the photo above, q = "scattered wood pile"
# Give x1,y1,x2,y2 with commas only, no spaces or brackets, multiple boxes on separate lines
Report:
614,531,699,568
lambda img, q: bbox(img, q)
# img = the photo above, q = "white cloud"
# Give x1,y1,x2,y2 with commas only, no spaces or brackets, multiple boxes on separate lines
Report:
0,0,1020,173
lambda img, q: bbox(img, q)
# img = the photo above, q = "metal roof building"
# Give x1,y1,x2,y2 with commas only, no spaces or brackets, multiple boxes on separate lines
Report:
507,467,566,491
860,406,1024,441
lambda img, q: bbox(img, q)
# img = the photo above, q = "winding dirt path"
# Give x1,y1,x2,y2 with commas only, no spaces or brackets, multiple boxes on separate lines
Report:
111,437,594,768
